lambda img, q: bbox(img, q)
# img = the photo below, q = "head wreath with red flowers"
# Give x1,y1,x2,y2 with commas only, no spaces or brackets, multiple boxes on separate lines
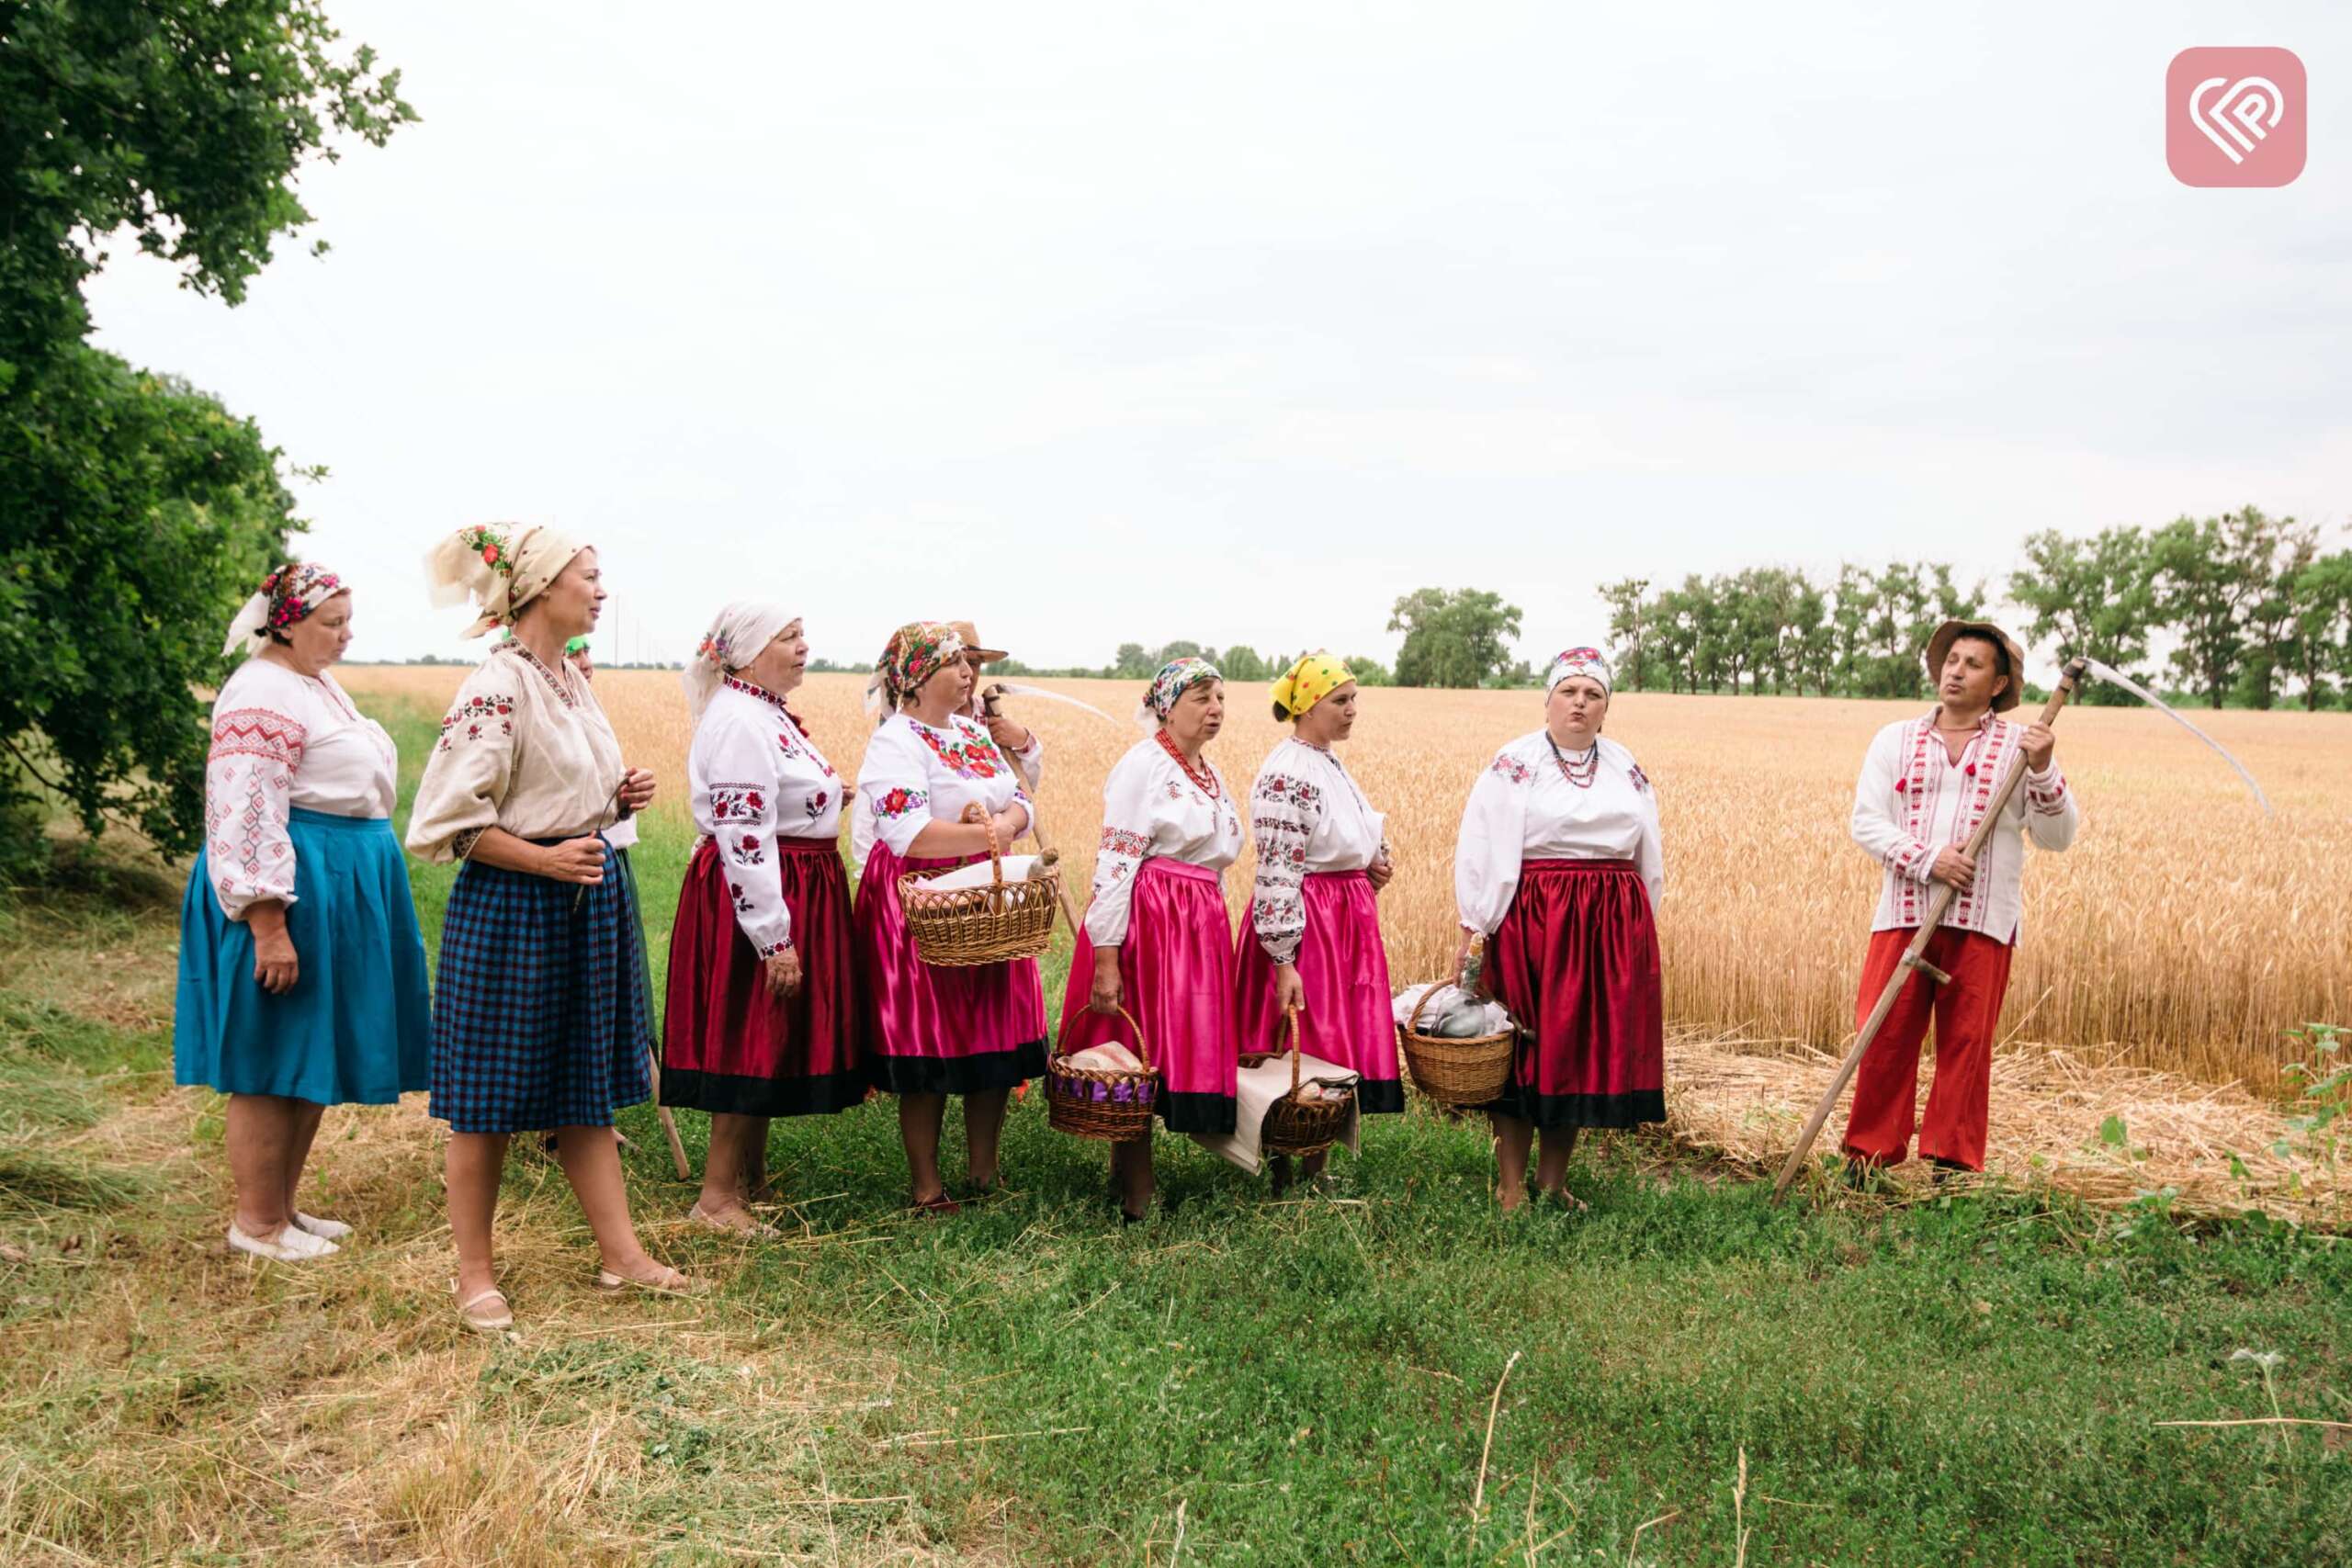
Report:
221,561,345,658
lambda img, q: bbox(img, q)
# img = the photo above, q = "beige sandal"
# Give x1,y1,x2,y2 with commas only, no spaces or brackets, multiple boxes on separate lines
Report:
452,1280,514,1333
686,1201,780,1238
593,1264,707,1297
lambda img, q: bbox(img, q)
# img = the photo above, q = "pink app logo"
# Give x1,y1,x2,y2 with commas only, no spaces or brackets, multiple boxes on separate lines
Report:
2167,48,2306,186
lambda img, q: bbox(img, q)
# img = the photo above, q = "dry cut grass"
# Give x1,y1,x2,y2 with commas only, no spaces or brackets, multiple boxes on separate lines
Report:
345,666,2348,1091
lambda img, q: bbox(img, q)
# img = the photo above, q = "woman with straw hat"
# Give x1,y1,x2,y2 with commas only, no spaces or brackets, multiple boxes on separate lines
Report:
1235,654,1401,1186
853,621,1046,1214
662,604,864,1235
175,562,432,1264
1059,656,1245,1221
1451,647,1666,1213
407,525,695,1330
850,618,1042,874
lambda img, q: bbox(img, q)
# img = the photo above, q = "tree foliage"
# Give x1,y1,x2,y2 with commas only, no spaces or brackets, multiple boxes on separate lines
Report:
1386,588,1523,688
1,2,413,861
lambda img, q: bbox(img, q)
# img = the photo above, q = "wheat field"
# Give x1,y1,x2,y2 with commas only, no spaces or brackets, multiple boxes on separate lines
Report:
342,667,2351,1089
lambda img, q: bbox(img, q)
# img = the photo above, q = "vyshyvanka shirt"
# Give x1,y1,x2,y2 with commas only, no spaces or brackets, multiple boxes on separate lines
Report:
1083,739,1243,946
1247,737,1388,964
850,693,1043,872
1453,731,1665,936
687,675,842,958
856,712,1035,864
1850,709,2080,944
405,641,630,863
203,658,399,918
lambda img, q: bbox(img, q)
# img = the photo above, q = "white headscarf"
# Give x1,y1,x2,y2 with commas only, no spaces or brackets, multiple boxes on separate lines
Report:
424,524,587,639
1544,645,1613,699
681,602,800,721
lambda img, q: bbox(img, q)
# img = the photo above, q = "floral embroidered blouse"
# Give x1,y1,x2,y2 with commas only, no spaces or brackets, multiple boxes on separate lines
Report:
1453,731,1664,936
203,657,398,919
855,712,1035,865
405,642,629,863
1247,738,1388,964
688,676,841,957
1083,739,1243,947
849,694,1043,872
1850,710,2079,944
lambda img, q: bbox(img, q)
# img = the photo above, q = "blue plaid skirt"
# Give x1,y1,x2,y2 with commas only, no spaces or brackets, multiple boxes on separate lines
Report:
428,838,654,1134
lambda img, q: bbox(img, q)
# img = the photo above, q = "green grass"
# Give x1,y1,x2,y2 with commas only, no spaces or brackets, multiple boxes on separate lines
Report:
0,699,2342,1563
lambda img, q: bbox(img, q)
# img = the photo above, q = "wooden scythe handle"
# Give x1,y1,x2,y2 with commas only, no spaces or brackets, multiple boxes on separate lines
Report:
1770,658,2087,1201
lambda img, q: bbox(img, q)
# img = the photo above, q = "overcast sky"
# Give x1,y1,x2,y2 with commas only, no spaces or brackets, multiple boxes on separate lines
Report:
85,2,2350,677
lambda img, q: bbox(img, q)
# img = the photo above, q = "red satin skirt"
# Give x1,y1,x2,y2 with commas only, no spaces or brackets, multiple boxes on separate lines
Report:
1485,859,1665,1129
1234,870,1403,1112
1059,858,1239,1134
854,842,1047,1096
662,835,867,1116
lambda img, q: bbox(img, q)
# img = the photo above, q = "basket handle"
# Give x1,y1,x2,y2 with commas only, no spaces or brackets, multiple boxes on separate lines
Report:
1409,981,1447,1034
959,801,1006,888
1283,1004,1302,1095
1054,997,1150,1073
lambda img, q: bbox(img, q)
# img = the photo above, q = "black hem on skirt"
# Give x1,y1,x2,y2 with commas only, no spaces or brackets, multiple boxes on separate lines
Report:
870,1038,1047,1096
1479,1087,1666,1130
660,1066,870,1118
1355,1079,1405,1116
1160,1090,1238,1135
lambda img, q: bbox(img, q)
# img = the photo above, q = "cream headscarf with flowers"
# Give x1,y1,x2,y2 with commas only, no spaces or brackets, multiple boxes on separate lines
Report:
424,524,587,639
1544,646,1613,699
221,562,347,657
682,602,799,722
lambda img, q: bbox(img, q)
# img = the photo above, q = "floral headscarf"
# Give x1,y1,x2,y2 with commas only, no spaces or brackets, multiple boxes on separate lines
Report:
424,523,587,639
1270,652,1353,719
1544,646,1612,700
221,562,346,657
1136,656,1223,728
876,621,965,711
682,602,800,721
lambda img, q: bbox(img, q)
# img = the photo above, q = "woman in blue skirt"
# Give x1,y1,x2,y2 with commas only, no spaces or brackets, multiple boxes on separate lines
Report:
408,524,695,1332
175,562,434,1264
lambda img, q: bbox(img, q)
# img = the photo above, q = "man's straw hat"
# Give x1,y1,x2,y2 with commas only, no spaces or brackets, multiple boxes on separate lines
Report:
1923,618,2029,713
947,620,1009,663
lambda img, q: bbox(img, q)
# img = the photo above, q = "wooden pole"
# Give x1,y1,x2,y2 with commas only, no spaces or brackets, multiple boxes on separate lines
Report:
1770,658,2086,1201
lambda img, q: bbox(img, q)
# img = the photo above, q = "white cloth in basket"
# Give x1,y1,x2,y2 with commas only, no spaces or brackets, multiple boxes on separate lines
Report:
1061,1041,1145,1075
1392,982,1513,1035
915,853,1053,892
1188,1052,1362,1177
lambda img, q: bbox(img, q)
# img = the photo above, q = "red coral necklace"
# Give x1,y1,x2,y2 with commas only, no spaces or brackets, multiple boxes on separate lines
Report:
1544,732,1600,789
1155,730,1220,799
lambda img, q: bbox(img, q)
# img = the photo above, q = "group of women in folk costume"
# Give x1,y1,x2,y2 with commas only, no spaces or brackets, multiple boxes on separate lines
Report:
170,535,1681,1327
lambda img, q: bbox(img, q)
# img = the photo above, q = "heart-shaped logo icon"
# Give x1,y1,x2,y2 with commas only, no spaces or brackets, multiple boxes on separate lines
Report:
2167,48,2306,187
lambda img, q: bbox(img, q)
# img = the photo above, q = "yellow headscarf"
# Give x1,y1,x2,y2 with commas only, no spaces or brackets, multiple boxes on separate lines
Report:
1270,653,1353,720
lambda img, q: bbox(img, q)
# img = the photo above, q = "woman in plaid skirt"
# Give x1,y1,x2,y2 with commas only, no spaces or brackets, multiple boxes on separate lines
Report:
408,525,696,1332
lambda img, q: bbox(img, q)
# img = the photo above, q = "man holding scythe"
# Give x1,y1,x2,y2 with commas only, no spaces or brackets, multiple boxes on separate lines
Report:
1840,620,2082,1175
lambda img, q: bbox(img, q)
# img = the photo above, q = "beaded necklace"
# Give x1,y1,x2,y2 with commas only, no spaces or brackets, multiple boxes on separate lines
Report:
1155,728,1221,799
1544,730,1601,789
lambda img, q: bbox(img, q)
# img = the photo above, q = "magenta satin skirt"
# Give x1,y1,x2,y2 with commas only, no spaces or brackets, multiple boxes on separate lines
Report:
1235,869,1404,1113
854,842,1047,1096
1058,857,1239,1134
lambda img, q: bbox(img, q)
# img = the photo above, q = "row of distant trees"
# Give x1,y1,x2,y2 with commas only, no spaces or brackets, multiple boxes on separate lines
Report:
1600,507,2351,709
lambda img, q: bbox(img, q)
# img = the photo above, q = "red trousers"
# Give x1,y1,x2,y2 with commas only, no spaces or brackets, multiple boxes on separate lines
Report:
1839,926,2014,1172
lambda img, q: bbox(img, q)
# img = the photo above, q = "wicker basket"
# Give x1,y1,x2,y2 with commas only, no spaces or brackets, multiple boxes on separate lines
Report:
1046,1001,1159,1142
899,809,1060,967
1397,984,1516,1107
1259,1007,1353,1159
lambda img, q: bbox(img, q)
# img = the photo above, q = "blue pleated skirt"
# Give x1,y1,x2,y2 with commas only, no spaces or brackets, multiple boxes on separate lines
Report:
428,837,654,1134
175,808,434,1105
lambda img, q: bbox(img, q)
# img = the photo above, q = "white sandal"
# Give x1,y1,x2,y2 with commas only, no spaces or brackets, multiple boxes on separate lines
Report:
452,1280,514,1333
293,1211,353,1241
228,1223,338,1262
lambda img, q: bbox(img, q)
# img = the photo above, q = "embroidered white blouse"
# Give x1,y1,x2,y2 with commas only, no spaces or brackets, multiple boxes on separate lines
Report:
855,712,1035,866
1084,739,1243,947
687,676,842,957
1453,731,1665,936
202,657,398,919
1247,738,1388,964
1850,710,2080,944
405,642,631,863
850,694,1043,872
